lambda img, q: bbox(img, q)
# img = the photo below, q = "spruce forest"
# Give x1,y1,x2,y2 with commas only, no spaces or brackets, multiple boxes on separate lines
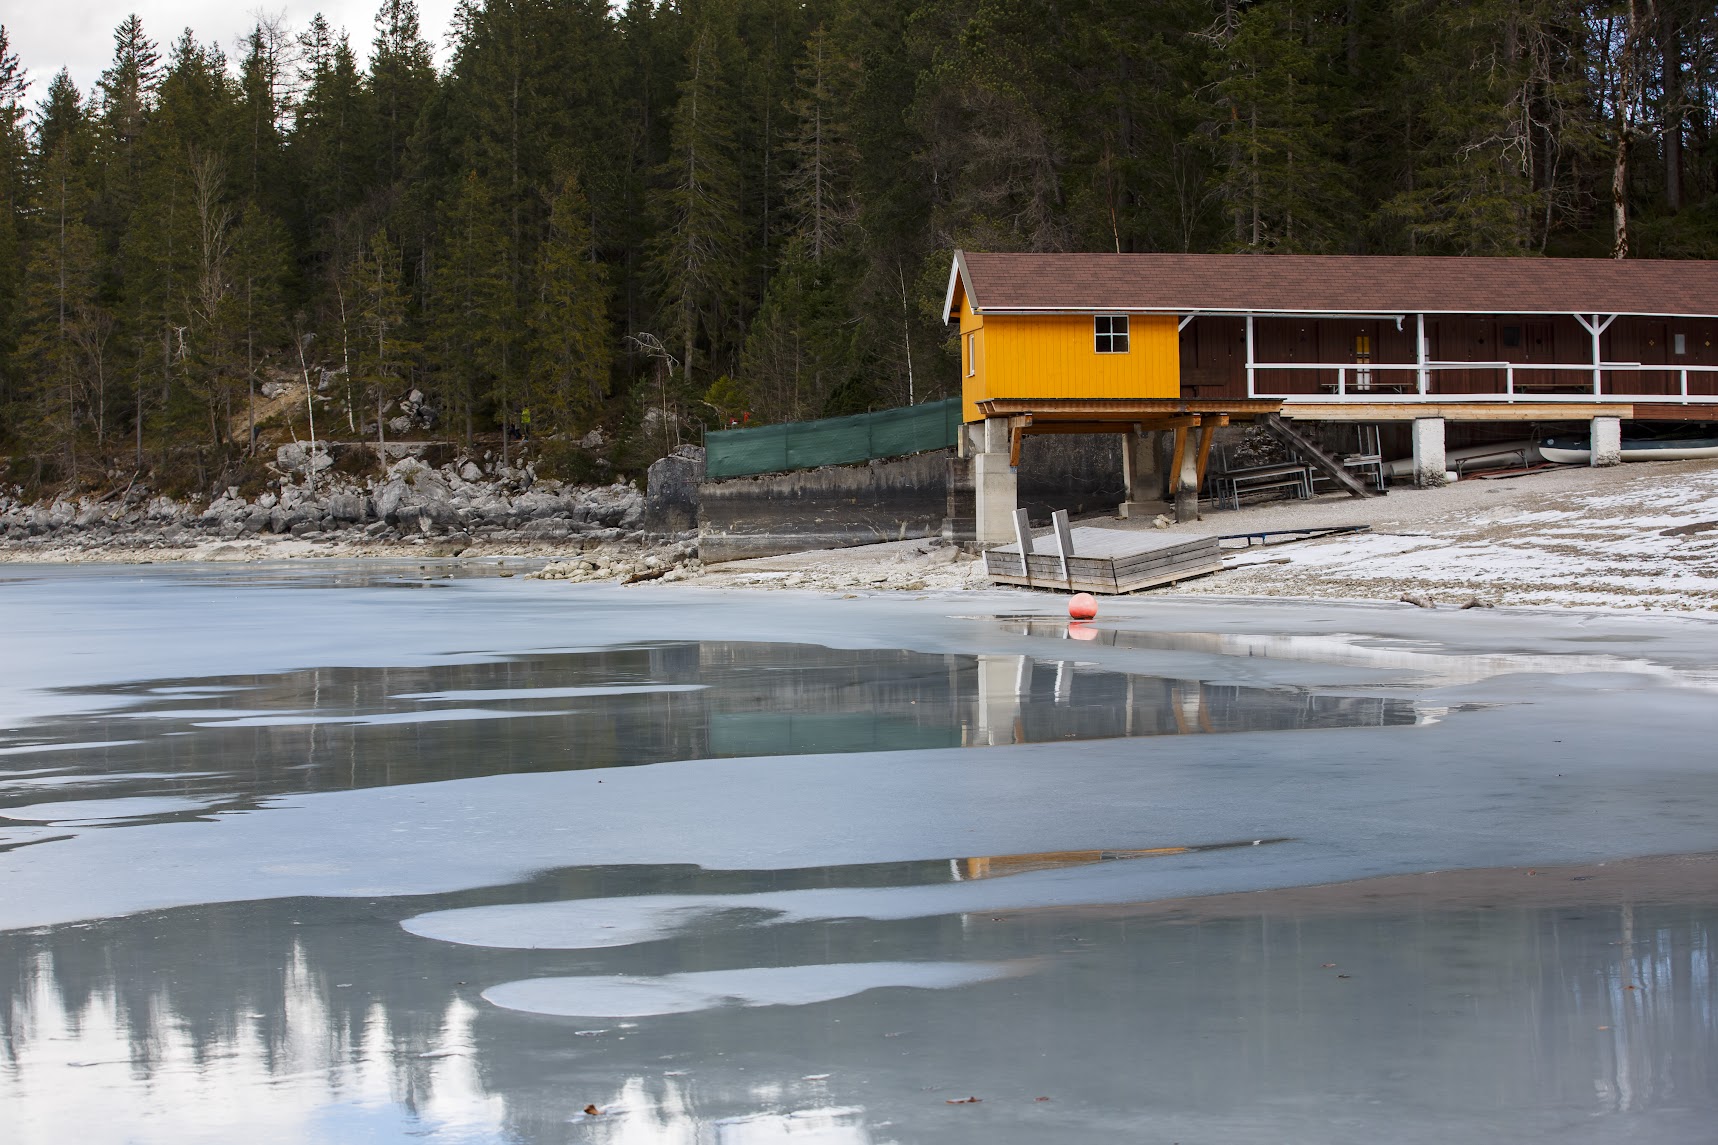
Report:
2,0,1717,493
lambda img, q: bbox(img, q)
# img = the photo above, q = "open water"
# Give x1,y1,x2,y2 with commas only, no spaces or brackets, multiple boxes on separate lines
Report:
1,562,1715,1143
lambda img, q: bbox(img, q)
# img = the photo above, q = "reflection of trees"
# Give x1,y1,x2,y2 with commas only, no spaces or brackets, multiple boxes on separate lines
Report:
1,890,1714,1141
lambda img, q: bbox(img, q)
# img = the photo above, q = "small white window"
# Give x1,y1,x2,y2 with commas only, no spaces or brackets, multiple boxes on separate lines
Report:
1095,315,1129,354
1674,333,1687,356
966,332,976,376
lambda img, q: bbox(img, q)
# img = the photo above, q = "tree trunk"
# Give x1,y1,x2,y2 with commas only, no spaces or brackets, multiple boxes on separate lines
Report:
1612,128,1630,259
1662,9,1682,213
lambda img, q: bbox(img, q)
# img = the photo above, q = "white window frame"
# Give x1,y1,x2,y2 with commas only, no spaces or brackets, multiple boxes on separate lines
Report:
1095,314,1130,354
1674,333,1687,356
966,331,976,376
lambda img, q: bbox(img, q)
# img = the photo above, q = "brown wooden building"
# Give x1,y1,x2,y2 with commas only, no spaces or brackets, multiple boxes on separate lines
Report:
945,251,1718,542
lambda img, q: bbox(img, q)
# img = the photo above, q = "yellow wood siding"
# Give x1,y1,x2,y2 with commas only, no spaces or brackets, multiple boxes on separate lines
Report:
961,311,1179,422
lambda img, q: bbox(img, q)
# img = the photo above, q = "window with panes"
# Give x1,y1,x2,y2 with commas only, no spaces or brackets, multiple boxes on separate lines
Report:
1095,315,1129,353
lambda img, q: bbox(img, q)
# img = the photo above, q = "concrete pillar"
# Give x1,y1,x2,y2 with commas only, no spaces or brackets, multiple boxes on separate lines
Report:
1119,429,1169,519
1174,435,1201,523
974,654,1029,746
1590,416,1622,467
1411,417,1449,487
973,417,1019,546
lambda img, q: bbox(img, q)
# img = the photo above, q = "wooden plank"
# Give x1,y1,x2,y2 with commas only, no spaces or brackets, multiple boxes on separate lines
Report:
985,560,1223,594
1051,510,1074,587
1016,415,1198,435
978,398,1284,418
1111,549,1221,576
1281,401,1640,422
987,527,1216,559
1011,507,1034,587
1114,561,1224,593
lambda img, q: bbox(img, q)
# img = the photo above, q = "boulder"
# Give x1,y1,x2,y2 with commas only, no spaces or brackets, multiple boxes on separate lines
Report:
324,493,367,523
373,480,409,523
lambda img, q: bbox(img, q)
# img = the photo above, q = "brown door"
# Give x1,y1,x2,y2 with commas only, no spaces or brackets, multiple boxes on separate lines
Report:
1516,321,1558,390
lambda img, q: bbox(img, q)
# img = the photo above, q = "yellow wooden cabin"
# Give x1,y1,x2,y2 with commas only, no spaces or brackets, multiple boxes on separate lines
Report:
945,250,1182,423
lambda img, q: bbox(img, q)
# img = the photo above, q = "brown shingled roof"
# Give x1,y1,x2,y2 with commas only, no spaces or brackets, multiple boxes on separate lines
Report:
945,251,1718,320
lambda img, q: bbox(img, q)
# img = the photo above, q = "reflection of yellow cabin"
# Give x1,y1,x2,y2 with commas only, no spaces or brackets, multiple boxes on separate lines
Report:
951,847,1191,880
947,253,1181,424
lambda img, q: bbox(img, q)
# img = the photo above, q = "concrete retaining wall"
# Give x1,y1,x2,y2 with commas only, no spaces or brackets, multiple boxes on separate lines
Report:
690,434,1129,564
698,450,953,563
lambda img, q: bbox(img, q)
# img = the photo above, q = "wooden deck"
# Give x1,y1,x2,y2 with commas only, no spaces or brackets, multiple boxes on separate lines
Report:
984,525,1222,594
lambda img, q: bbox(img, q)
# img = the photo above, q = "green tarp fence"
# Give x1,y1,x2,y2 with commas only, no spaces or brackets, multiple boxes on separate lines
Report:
703,397,962,479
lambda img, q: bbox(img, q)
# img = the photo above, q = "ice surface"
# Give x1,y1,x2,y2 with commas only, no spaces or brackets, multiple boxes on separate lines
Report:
482,960,1027,1017
3,564,1717,1144
0,795,223,822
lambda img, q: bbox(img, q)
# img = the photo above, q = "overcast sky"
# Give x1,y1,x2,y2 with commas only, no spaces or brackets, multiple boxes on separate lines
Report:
6,2,461,105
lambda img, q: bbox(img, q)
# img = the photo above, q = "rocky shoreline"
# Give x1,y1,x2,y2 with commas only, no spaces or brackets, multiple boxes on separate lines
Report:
0,445,699,576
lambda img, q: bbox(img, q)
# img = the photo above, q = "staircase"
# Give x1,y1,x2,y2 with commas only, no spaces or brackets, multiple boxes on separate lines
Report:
1258,414,1378,499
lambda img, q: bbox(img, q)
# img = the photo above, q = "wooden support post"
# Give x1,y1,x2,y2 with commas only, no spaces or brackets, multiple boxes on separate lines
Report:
1194,415,1224,490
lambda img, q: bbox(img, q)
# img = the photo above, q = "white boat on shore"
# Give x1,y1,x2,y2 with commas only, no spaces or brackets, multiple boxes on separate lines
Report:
1384,440,1542,478
1539,434,1718,464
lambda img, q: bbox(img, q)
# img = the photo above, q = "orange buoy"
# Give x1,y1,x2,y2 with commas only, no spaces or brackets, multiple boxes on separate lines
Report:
1068,593,1098,620
1066,622,1098,641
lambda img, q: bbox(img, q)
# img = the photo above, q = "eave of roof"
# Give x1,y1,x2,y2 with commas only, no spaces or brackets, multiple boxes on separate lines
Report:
943,250,1718,321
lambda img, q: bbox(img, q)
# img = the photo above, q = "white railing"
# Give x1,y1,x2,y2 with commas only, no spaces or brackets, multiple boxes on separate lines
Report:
1245,359,1718,403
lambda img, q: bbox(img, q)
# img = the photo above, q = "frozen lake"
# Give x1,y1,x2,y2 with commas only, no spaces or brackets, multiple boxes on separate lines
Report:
2,562,1715,1143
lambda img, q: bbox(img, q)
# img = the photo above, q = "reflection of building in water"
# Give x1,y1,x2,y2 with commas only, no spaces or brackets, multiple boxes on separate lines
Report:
961,650,1418,747
4,640,1420,829
973,654,1030,746
951,846,1192,880
1006,619,1718,691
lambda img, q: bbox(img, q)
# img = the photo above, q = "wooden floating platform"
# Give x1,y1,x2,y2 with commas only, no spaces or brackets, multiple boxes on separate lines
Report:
984,526,1222,594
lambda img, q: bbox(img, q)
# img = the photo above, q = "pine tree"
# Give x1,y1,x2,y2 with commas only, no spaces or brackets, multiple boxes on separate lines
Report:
183,149,237,446
1201,0,1352,253
230,201,291,450
352,227,415,446
370,0,436,186
17,75,109,475
1377,0,1589,254
782,24,859,264
292,21,375,234
429,170,512,443
650,5,745,385
526,171,612,429
0,27,29,431
231,20,294,211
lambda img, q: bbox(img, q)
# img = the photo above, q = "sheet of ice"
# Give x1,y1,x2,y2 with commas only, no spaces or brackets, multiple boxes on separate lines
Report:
0,740,144,756
411,868,1333,951
6,565,1718,731
4,670,1718,930
0,795,223,822
0,771,213,789
185,707,576,729
3,567,1718,934
389,684,708,701
482,961,1026,1017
